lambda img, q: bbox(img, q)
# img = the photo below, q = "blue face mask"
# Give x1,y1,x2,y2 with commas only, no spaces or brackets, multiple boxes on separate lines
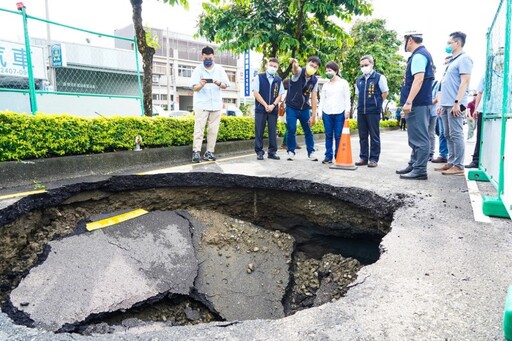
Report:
203,59,213,67
445,45,453,54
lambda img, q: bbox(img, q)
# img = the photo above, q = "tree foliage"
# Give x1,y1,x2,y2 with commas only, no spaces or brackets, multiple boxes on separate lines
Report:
198,0,372,78
340,19,406,113
130,0,188,116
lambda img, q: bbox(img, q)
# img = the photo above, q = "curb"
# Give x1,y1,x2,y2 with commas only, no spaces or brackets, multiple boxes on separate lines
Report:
0,128,400,189
0,135,316,188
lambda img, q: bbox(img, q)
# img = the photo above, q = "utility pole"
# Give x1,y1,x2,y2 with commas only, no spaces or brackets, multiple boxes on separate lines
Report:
45,0,56,90
166,27,171,110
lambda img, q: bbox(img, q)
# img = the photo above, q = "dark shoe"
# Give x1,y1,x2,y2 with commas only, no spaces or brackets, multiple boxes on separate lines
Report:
296,145,302,149
257,154,264,160
428,156,433,162
400,172,428,180
268,154,280,160
355,159,368,166
465,161,478,169
192,151,201,163
280,144,287,150
368,161,378,168
431,156,448,163
322,159,332,164
396,166,413,174
203,151,216,161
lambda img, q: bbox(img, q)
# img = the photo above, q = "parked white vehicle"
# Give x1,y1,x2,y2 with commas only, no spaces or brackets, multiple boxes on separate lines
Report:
222,105,243,117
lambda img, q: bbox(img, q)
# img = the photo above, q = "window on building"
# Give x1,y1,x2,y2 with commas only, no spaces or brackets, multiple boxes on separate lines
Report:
153,63,167,75
178,65,194,78
227,71,236,83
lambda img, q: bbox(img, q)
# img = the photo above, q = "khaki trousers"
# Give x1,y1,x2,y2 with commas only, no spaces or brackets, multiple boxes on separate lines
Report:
193,109,221,152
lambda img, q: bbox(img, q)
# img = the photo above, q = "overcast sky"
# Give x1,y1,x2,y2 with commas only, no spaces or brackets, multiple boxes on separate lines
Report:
0,0,501,88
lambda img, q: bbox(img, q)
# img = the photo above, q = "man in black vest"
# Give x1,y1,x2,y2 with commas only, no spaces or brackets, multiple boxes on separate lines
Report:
253,58,285,160
355,55,389,167
285,56,321,161
396,30,434,180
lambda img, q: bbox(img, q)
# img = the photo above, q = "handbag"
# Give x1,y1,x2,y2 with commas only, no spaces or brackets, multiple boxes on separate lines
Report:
278,102,285,116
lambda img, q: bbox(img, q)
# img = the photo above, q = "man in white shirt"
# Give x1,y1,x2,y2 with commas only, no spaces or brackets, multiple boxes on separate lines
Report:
190,46,230,163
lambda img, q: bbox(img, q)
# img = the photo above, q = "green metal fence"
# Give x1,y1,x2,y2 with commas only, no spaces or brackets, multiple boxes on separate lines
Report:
468,0,511,219
0,5,143,117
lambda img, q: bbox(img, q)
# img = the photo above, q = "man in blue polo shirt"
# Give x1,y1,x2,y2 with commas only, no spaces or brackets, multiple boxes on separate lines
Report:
435,31,473,175
396,30,434,180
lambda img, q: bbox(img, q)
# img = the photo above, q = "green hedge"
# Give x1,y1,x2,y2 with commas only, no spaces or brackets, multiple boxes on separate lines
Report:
0,111,397,162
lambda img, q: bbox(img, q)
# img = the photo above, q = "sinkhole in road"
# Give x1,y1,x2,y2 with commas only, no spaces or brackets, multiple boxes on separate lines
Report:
0,173,402,334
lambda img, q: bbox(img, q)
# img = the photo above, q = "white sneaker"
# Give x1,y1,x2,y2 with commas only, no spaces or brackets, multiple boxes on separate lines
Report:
287,151,295,161
308,151,318,161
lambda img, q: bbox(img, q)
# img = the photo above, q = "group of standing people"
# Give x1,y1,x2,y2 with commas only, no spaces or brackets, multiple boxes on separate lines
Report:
396,30,473,180
252,54,390,166
188,36,474,182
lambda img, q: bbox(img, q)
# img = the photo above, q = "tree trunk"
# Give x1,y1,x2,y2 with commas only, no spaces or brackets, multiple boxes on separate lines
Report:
131,0,155,117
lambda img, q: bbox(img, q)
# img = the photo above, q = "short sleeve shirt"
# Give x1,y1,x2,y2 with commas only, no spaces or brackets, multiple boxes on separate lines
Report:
291,68,319,93
411,54,428,75
354,71,389,95
252,72,285,95
440,53,473,106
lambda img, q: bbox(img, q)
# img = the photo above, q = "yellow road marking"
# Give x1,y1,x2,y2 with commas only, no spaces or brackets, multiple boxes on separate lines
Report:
86,208,149,231
137,153,254,175
0,189,46,200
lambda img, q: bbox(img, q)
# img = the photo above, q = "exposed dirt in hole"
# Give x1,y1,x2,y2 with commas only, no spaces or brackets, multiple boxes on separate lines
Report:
1,184,391,331
78,295,220,335
70,209,361,333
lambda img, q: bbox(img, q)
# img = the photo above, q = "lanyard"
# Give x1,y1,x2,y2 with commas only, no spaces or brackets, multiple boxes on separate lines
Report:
443,52,465,77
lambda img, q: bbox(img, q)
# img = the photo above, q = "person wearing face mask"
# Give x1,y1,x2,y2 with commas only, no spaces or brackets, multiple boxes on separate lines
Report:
354,55,389,168
318,61,351,164
190,46,230,163
285,56,322,161
252,58,285,160
435,31,473,176
395,31,435,180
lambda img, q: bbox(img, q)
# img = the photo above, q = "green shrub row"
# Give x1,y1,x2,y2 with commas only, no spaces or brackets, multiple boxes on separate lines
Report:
0,111,397,162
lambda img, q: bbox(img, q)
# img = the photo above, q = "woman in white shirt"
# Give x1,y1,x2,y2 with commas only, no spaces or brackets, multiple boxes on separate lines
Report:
320,61,351,164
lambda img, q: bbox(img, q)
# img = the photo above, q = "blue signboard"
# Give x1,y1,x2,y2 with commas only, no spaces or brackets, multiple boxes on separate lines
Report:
244,51,250,97
50,44,63,68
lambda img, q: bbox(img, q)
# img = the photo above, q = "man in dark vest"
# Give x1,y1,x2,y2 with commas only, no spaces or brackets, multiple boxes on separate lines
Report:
396,30,435,180
253,57,285,160
285,56,321,161
355,55,389,168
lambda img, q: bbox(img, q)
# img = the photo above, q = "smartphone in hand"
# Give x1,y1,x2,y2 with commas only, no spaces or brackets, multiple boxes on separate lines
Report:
451,104,466,116
202,78,213,83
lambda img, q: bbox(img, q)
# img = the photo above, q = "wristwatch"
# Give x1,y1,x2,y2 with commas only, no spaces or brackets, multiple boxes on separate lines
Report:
454,100,459,103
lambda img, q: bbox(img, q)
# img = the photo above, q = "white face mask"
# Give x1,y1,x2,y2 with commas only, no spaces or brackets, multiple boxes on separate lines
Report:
361,66,372,75
267,66,277,75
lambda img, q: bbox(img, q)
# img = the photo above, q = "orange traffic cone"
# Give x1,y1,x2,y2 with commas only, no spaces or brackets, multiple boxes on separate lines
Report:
329,119,357,170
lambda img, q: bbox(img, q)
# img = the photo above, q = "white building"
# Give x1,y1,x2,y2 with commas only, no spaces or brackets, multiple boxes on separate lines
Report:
114,25,241,112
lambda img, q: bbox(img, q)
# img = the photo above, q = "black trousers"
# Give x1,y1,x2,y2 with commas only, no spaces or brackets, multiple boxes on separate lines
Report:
471,112,483,163
254,111,278,156
357,113,381,162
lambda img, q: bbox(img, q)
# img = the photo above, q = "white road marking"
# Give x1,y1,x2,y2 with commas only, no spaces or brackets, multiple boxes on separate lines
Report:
137,153,254,175
465,170,492,223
